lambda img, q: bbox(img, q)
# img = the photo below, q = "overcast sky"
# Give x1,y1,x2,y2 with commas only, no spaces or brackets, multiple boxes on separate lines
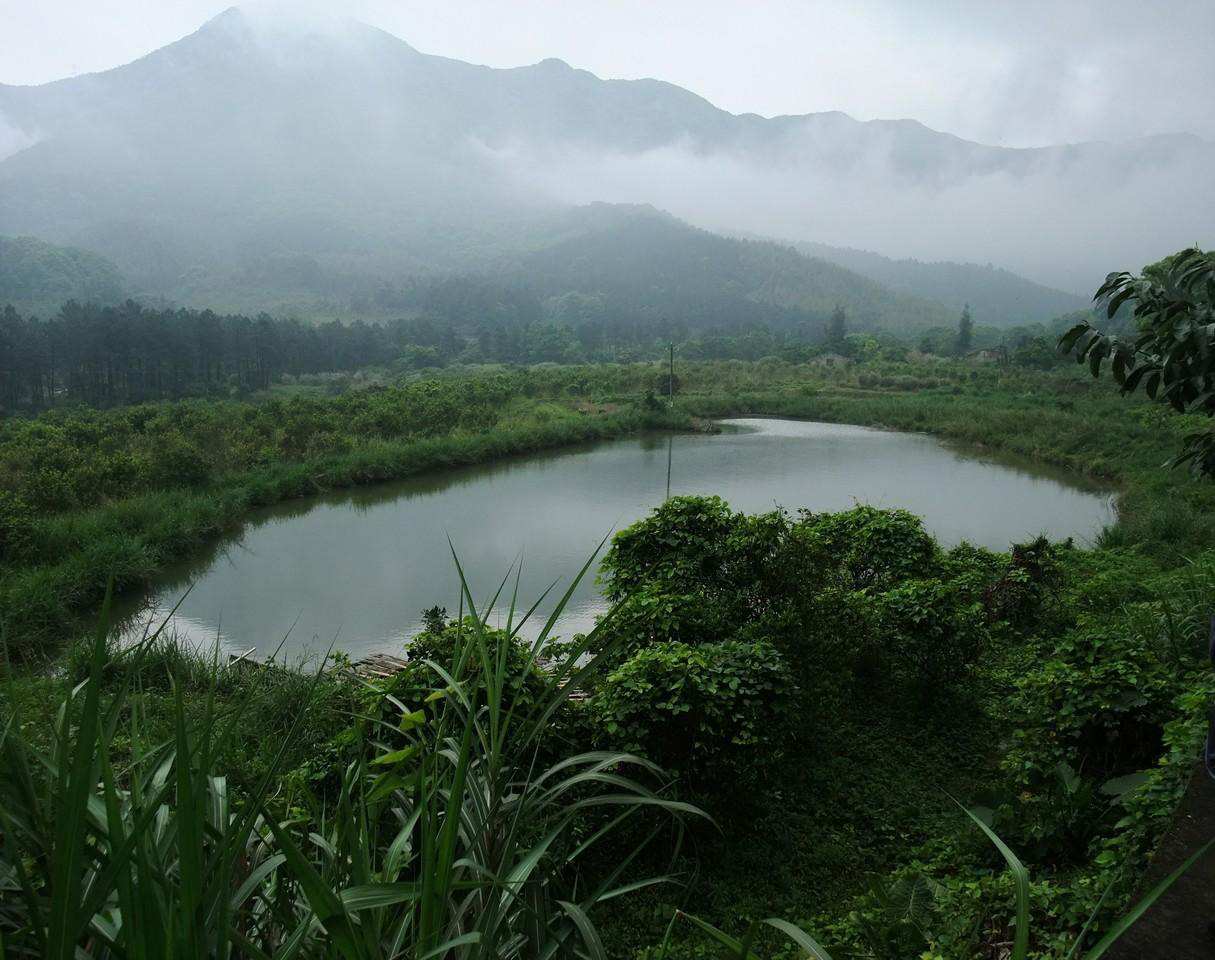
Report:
1,0,1212,147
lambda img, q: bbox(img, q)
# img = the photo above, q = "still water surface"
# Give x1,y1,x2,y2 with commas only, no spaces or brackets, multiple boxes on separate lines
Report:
123,419,1114,660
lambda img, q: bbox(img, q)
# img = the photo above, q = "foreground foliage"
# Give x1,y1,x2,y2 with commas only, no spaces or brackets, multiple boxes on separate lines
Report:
1062,247,1215,477
586,511,1215,959
0,571,700,957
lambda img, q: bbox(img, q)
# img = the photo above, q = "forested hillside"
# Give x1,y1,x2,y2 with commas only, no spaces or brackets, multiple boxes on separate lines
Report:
0,302,402,409
0,206,958,392
505,205,950,336
0,236,125,314
795,240,1089,326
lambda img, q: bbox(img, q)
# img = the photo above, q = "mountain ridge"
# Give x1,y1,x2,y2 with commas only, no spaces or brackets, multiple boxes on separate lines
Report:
0,6,1209,309
4,8,1206,151
787,240,1088,327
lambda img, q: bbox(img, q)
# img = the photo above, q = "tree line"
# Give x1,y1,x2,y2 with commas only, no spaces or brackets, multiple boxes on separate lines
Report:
0,295,836,412
0,301,411,410
0,290,1081,413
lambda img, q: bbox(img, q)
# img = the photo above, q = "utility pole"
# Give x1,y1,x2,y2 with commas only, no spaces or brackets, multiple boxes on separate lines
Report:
668,342,675,407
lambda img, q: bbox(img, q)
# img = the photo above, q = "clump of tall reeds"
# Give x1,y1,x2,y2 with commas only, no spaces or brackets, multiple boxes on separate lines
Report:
0,556,702,958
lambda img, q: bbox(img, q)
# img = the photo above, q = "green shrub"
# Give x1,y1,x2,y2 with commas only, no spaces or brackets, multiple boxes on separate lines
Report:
877,578,988,688
600,495,742,602
147,433,211,488
799,506,939,591
1005,626,1175,782
0,491,35,565
596,497,810,661
982,536,1065,634
388,616,551,712
594,585,730,657
592,638,795,781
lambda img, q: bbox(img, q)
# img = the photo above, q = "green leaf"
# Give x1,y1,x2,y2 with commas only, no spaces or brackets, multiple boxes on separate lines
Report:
958,802,1030,960
558,900,608,960
398,709,427,732
1100,771,1149,798
677,911,760,959
764,917,834,959
1059,323,1093,352
265,817,367,960
339,882,422,911
370,745,417,767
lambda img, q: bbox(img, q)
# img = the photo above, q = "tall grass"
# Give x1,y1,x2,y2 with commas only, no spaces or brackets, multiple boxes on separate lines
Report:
0,559,703,957
1124,553,1215,667
2,400,685,654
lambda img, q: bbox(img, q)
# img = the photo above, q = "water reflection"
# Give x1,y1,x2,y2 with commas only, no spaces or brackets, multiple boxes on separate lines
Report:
114,419,1114,661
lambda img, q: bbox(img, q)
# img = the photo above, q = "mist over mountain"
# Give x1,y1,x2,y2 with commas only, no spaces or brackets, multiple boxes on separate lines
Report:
499,204,952,335
789,241,1088,328
0,6,1209,313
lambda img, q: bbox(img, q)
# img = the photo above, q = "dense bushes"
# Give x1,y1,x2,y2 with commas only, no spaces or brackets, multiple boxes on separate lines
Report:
0,375,520,512
593,638,795,779
589,497,1013,797
1008,625,1174,779
781,544,1214,960
387,614,552,713
580,489,1213,957
877,578,988,687
800,505,939,591
0,490,34,564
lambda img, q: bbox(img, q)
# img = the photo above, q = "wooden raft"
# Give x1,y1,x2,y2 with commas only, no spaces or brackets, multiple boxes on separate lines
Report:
352,652,591,701
352,653,410,678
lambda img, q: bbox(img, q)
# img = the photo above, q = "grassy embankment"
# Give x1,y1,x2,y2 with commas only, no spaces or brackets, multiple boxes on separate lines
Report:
0,368,691,653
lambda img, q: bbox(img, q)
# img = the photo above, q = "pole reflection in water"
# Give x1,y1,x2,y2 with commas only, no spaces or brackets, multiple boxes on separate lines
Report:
666,433,673,501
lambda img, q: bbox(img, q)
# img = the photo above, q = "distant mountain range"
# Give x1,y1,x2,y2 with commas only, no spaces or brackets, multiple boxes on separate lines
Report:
0,7,1207,328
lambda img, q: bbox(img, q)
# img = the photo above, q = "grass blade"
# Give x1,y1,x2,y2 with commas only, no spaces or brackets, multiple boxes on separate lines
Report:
1082,838,1214,960
764,918,834,959
958,801,1030,960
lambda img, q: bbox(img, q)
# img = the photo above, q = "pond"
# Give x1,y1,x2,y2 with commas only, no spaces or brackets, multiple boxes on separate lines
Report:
119,419,1115,661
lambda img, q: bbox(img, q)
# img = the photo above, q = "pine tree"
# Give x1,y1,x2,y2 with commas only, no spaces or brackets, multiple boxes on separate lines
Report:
827,305,847,348
957,304,974,355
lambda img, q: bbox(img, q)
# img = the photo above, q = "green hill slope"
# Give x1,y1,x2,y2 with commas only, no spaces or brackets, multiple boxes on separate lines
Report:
794,240,1088,327
509,205,950,336
0,235,126,314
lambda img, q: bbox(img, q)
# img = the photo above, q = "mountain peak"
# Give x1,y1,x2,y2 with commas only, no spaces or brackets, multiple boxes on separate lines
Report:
190,4,417,55
191,5,254,42
200,5,244,27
